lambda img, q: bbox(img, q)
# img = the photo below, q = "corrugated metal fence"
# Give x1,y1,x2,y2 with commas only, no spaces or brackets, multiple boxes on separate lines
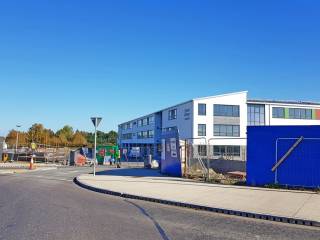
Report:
247,126,320,188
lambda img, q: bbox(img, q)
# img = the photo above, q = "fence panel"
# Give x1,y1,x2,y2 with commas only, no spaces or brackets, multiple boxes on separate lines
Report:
276,138,320,187
184,143,246,182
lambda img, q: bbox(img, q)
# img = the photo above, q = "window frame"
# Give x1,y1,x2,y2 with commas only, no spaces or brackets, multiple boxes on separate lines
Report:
272,107,285,118
168,109,177,120
214,104,240,117
198,124,206,136
198,103,207,116
214,124,240,137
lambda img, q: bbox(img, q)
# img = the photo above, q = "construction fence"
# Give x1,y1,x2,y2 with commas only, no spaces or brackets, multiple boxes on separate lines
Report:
2,145,70,165
181,141,246,183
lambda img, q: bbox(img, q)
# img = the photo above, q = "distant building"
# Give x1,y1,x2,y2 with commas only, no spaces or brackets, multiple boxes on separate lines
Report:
118,91,320,160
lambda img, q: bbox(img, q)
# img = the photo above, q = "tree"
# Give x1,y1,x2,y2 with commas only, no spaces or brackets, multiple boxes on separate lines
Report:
28,123,44,143
107,131,118,145
5,130,28,147
72,131,87,146
5,123,118,148
58,134,68,146
5,130,18,147
56,125,74,141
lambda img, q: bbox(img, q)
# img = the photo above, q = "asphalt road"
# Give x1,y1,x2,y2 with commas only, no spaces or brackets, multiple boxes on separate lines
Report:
0,167,319,240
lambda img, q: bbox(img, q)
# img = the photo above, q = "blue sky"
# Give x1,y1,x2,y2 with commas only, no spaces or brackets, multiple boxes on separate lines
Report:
0,0,320,135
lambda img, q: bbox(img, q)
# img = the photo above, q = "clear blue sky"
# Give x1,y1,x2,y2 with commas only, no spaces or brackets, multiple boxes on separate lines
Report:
1,0,320,135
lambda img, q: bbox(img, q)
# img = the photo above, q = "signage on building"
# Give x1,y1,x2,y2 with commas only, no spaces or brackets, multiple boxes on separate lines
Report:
184,109,191,120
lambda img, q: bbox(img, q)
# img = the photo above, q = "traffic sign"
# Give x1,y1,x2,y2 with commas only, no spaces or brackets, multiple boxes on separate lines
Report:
91,117,102,128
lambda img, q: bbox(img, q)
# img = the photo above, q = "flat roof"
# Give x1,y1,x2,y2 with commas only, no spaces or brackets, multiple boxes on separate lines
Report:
119,92,320,126
248,99,320,106
119,91,248,126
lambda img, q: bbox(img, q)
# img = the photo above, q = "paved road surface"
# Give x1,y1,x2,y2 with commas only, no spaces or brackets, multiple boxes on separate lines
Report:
0,167,319,240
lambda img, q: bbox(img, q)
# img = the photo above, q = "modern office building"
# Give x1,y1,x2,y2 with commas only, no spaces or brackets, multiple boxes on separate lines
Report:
118,91,320,160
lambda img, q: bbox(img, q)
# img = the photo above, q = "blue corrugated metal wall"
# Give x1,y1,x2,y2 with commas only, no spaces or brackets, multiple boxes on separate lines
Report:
247,126,320,188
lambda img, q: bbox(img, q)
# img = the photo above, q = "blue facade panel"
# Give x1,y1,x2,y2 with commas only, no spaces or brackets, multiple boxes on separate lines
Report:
247,125,320,188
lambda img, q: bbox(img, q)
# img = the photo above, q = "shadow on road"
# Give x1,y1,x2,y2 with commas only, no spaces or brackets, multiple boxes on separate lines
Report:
124,199,171,240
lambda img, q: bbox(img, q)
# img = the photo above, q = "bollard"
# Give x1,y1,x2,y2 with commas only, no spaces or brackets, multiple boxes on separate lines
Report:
29,154,36,170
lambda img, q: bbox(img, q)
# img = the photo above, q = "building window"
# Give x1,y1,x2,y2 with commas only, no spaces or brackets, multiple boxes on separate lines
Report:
247,104,265,126
214,124,240,137
148,130,154,138
142,131,148,138
168,109,177,120
122,133,132,140
142,118,148,126
138,131,149,139
198,104,206,116
197,145,207,157
163,126,177,132
272,107,285,118
198,124,206,136
137,132,143,139
288,108,312,120
213,145,241,157
137,119,143,127
148,116,154,125
214,105,240,117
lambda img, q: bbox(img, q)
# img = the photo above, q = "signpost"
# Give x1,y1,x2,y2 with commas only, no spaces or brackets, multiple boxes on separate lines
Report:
91,117,102,176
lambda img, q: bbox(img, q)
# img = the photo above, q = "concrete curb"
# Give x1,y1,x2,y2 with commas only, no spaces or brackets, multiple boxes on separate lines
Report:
74,177,320,228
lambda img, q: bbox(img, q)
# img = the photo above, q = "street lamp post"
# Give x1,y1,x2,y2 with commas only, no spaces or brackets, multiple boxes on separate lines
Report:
15,125,21,155
91,117,102,176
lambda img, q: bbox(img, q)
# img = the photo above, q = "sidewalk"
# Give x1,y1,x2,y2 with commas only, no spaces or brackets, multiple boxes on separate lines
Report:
76,168,320,227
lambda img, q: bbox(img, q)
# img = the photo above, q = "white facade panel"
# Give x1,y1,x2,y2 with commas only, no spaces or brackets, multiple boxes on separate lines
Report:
192,91,247,146
162,101,193,140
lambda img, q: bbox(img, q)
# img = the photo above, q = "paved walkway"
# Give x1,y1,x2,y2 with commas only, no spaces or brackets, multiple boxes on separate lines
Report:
77,168,320,226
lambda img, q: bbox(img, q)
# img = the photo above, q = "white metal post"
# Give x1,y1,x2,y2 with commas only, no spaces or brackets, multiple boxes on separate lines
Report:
94,123,97,176
91,117,102,177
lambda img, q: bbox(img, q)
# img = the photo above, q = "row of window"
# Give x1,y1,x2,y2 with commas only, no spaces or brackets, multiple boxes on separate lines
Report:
121,130,154,139
198,124,240,137
248,105,318,125
163,126,178,132
168,104,240,121
124,105,317,129
198,104,240,117
272,107,313,120
137,130,154,139
121,116,155,130
197,145,241,157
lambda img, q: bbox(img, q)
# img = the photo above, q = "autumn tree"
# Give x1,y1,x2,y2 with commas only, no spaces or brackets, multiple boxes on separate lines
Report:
71,131,87,146
5,130,28,147
5,123,118,148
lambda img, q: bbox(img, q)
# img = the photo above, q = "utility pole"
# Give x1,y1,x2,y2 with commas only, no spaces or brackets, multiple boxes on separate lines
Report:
91,117,102,176
15,125,21,155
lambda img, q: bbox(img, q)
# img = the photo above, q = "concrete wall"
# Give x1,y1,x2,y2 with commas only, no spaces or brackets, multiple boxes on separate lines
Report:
210,159,246,174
